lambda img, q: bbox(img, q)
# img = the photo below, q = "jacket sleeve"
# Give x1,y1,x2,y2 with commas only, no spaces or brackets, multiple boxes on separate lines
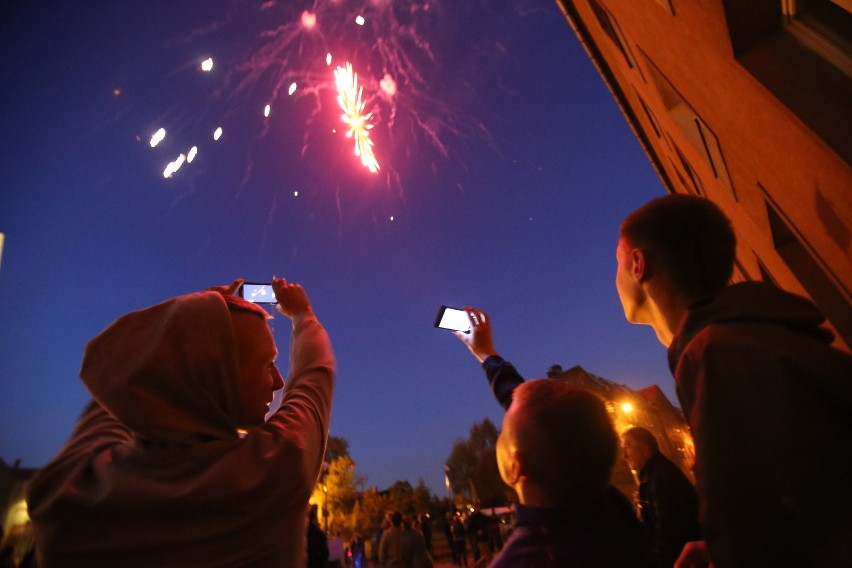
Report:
482,355,525,410
266,313,335,483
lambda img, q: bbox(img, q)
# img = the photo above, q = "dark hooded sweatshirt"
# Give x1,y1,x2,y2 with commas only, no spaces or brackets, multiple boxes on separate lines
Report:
27,292,335,567
668,282,852,567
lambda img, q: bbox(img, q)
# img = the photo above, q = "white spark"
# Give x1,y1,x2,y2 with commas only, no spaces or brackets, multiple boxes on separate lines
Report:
201,58,214,72
288,82,297,96
163,153,187,178
150,128,166,148
264,104,271,117
186,146,198,163
355,15,365,25
213,126,223,140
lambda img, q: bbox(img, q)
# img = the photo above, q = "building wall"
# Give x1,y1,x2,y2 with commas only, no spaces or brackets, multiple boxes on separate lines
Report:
556,0,852,348
549,366,695,500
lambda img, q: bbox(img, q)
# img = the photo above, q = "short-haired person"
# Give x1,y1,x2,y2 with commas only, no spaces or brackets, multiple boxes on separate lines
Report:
622,426,700,568
27,277,335,567
616,194,852,567
454,310,654,567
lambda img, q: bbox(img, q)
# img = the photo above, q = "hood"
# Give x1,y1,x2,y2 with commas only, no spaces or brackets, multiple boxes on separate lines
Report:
80,291,243,444
669,282,834,369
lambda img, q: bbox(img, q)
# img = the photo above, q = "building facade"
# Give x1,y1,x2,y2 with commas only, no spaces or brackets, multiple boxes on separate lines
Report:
546,365,695,498
556,0,851,349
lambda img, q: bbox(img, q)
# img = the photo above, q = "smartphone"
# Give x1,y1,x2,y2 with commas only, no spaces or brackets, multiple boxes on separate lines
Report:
434,305,470,332
238,282,277,304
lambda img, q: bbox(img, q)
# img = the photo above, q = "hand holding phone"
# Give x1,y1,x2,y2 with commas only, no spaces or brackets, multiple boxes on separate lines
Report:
436,305,498,363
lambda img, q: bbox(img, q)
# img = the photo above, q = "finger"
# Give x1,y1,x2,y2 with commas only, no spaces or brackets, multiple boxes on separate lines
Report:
226,278,244,295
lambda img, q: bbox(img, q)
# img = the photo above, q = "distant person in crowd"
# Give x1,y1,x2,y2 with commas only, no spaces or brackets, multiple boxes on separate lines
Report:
467,508,492,567
451,513,469,567
307,504,329,568
444,512,459,566
348,533,366,568
615,194,852,567
402,515,434,568
419,512,433,550
27,277,335,566
379,511,406,568
622,426,700,568
453,310,654,567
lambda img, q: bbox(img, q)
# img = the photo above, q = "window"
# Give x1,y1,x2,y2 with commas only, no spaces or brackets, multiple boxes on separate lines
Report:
643,56,735,199
722,0,852,163
589,0,638,69
766,202,852,345
635,89,663,138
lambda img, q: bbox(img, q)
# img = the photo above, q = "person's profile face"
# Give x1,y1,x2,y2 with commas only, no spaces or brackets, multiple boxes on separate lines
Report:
615,237,648,324
622,437,650,472
230,311,283,427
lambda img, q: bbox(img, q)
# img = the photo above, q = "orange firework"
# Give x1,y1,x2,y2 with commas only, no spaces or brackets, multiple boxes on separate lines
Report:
334,62,380,173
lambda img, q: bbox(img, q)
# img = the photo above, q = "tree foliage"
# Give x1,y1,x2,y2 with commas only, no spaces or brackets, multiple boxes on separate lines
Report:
311,438,437,539
445,418,513,507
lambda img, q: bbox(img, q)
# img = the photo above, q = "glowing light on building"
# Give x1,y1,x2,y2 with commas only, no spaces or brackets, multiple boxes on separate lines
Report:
334,62,379,173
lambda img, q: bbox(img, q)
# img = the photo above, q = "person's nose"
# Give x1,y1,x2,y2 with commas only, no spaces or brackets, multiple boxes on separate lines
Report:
271,363,285,390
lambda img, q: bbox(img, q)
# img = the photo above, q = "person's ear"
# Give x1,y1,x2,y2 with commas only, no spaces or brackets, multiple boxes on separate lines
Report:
503,450,525,486
631,248,649,283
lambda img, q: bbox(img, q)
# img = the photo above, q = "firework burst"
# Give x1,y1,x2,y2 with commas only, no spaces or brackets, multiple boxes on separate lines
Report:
334,62,379,173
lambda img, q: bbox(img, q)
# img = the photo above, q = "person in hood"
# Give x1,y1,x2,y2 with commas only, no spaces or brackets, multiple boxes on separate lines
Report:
616,194,852,567
27,277,335,567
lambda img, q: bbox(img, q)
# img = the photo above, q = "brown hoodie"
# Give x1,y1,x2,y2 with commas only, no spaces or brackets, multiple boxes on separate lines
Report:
27,291,334,567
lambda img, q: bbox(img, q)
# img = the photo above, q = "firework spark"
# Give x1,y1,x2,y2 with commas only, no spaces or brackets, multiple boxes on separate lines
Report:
334,62,379,173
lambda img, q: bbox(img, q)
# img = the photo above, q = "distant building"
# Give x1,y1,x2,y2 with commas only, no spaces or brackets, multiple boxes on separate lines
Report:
555,0,851,349
546,365,694,498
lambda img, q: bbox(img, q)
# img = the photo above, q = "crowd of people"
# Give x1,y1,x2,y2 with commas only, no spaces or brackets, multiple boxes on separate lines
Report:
13,195,851,567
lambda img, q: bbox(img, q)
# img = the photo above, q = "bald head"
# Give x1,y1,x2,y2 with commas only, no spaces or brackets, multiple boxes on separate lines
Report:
498,380,618,507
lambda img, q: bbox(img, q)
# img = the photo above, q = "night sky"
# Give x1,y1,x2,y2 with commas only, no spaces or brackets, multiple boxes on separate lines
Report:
0,0,673,496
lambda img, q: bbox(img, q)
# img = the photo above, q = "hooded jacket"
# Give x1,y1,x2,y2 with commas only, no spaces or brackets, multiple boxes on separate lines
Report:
668,282,852,567
27,291,335,567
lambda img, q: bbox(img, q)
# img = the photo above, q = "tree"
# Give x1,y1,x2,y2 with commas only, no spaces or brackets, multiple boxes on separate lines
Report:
313,454,365,535
325,436,350,462
446,418,513,507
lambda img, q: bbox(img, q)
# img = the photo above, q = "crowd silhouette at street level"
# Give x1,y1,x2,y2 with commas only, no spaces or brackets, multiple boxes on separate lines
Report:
15,195,852,567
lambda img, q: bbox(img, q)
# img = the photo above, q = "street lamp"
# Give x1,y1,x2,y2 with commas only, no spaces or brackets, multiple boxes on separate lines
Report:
322,485,328,532
443,464,453,511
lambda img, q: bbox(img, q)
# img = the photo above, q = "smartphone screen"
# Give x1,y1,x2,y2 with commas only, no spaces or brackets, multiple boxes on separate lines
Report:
434,305,470,332
240,283,277,304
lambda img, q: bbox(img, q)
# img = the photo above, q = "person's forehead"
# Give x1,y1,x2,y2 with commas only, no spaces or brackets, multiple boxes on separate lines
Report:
230,311,276,351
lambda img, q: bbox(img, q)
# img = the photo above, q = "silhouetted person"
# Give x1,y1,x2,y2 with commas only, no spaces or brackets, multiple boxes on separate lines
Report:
27,278,335,566
453,310,654,567
623,426,700,567
616,195,852,567
307,504,329,568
